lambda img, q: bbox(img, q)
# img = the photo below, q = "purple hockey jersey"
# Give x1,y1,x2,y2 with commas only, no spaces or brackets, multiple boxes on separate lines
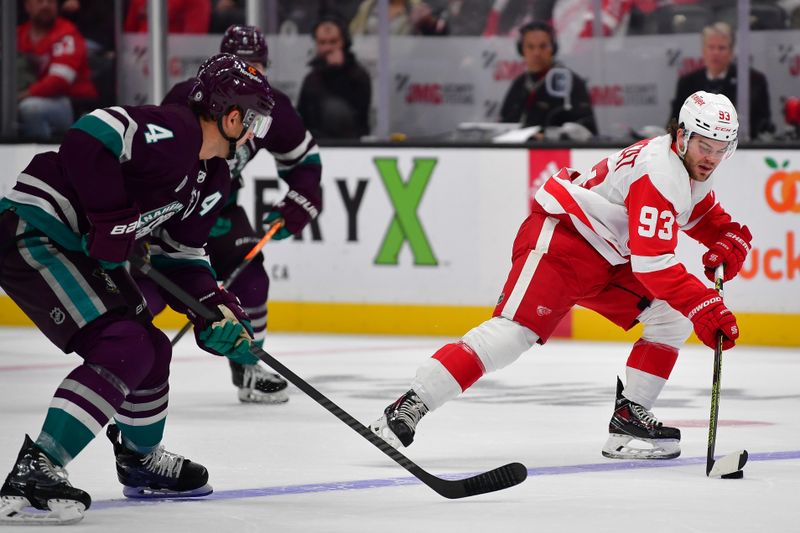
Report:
0,104,230,292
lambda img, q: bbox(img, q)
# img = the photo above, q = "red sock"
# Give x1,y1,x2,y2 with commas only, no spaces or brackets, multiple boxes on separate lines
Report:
626,339,679,379
432,342,486,392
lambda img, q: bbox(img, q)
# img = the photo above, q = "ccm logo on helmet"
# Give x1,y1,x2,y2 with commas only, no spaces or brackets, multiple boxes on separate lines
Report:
691,94,705,106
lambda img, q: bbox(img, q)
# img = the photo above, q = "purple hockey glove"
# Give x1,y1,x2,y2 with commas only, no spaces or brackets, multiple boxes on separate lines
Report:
264,189,320,239
188,288,257,364
84,207,140,263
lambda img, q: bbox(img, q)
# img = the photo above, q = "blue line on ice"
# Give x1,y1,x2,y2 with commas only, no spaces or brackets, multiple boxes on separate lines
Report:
91,450,800,510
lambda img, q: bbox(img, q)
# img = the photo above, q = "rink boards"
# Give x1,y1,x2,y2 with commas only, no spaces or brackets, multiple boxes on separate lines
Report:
0,143,798,346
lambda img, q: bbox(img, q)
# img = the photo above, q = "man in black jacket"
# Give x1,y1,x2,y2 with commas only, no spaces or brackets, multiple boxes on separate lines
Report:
297,17,372,139
500,21,597,136
670,22,773,140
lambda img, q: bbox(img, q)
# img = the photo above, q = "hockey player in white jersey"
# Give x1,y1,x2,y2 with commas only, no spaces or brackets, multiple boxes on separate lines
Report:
371,91,752,460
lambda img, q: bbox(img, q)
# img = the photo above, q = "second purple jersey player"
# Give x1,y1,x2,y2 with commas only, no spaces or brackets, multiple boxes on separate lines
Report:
138,25,323,404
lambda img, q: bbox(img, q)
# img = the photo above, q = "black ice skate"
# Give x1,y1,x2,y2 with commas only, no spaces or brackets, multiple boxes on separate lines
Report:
0,435,90,525
602,377,681,460
106,424,212,498
230,360,289,404
370,389,430,449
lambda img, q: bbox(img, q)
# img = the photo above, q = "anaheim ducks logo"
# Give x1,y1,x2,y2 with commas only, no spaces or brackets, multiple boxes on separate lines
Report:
764,157,800,213
93,268,119,294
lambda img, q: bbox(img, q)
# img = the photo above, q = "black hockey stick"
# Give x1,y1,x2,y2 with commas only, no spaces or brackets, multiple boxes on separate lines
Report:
170,220,283,347
706,264,748,478
131,255,528,499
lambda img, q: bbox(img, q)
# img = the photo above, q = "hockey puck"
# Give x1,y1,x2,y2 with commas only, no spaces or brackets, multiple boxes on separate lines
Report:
721,470,744,479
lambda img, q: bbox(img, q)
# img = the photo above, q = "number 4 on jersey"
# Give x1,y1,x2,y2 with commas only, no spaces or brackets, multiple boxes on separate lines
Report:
144,123,174,144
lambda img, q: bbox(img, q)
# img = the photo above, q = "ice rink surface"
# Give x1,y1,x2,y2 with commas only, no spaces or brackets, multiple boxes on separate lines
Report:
0,326,798,532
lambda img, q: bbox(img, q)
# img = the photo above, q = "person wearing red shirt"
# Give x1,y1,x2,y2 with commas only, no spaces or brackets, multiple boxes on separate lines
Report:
371,91,752,463
17,0,97,139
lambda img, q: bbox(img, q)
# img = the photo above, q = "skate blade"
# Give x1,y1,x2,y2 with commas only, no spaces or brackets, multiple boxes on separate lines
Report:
0,496,86,525
602,434,681,460
369,415,404,450
237,389,289,404
122,483,213,499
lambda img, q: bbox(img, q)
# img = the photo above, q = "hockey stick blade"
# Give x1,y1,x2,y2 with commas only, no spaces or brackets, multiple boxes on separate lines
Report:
130,255,528,499
248,342,528,498
708,449,748,478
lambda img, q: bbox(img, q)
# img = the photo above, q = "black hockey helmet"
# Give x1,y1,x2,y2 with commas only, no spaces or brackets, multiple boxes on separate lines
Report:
190,53,274,140
220,24,269,67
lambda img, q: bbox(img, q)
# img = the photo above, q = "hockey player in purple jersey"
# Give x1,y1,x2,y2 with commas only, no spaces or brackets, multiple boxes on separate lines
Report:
137,25,322,404
0,54,274,525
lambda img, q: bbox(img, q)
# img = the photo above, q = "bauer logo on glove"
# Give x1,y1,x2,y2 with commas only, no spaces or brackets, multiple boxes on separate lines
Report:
263,187,322,240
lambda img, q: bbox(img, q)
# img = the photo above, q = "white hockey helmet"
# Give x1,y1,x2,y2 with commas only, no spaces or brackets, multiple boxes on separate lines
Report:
677,91,738,159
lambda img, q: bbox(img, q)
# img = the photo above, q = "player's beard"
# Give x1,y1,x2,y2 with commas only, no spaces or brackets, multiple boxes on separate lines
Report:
686,156,718,182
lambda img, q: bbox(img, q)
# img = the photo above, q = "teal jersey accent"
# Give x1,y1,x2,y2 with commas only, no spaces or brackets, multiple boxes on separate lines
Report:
277,152,321,179
23,232,104,322
0,199,82,252
72,114,124,159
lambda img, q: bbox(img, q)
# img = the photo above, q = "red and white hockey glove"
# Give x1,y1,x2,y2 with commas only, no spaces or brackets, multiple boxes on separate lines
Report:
686,290,739,350
702,223,752,282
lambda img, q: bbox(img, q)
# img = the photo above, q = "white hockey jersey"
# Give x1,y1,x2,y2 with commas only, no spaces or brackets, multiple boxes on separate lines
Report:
534,134,733,318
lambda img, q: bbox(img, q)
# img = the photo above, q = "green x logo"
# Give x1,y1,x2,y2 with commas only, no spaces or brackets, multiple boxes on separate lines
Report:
374,157,438,266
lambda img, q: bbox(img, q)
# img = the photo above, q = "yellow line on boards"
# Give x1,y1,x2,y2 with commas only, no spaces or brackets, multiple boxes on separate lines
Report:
1,296,798,346
571,308,800,347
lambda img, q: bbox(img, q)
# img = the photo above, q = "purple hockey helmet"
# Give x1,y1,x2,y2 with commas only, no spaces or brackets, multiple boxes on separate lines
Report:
220,25,269,67
189,53,274,139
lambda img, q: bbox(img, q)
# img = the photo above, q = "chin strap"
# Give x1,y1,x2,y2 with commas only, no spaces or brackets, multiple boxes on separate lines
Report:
216,116,246,160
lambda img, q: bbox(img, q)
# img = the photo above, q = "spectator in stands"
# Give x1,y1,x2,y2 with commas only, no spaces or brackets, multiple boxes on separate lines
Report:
670,22,773,139
297,17,372,139
16,0,97,140
500,21,597,136
124,0,210,33
350,0,414,35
